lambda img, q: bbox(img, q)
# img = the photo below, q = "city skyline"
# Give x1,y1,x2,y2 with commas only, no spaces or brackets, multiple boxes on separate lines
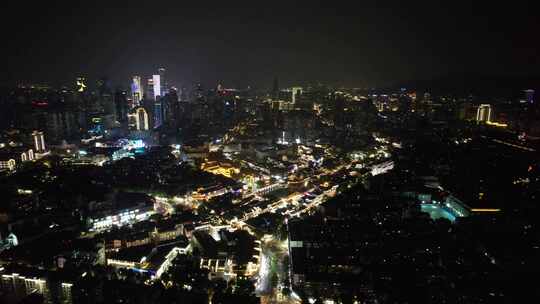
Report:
1,1,539,88
1,2,540,303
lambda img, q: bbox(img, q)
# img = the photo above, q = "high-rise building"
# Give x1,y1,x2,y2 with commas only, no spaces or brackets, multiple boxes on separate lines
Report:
152,74,161,99
165,88,180,127
114,89,129,124
130,107,149,131
476,104,492,122
291,87,303,104
147,78,155,100
131,76,144,107
32,131,46,152
154,98,163,128
158,68,167,96
44,111,78,142
97,79,116,127
524,89,535,104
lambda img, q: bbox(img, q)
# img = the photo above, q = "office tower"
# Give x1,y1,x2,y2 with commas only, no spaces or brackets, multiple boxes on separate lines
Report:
132,107,149,130
149,70,164,127
46,112,70,142
97,78,116,126
32,131,46,152
524,89,535,104
114,89,129,124
165,88,180,127
161,94,170,126
476,104,492,122
291,87,303,104
147,78,155,100
158,67,167,96
151,75,161,100
154,97,163,128
76,77,87,93
131,76,143,107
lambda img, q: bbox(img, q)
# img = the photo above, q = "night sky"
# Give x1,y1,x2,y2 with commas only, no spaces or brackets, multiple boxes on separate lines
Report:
1,1,539,89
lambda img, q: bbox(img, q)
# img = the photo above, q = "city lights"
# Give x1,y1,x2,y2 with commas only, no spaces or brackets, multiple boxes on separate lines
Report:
0,5,538,303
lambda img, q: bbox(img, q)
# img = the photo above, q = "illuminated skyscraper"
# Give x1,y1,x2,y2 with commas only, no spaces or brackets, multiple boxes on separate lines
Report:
129,107,149,130
131,76,143,107
146,78,155,101
158,67,167,95
476,104,492,122
32,131,46,152
152,75,161,99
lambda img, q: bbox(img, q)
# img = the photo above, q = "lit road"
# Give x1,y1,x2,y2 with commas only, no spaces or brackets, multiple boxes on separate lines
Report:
256,249,272,295
198,139,393,301
256,236,292,302
227,158,373,225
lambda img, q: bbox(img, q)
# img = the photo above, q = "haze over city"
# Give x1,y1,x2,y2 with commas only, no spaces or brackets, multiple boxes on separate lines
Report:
2,1,539,89
0,1,539,304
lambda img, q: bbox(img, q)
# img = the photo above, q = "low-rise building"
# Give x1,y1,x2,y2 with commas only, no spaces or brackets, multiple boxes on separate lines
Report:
0,147,35,171
87,193,156,232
